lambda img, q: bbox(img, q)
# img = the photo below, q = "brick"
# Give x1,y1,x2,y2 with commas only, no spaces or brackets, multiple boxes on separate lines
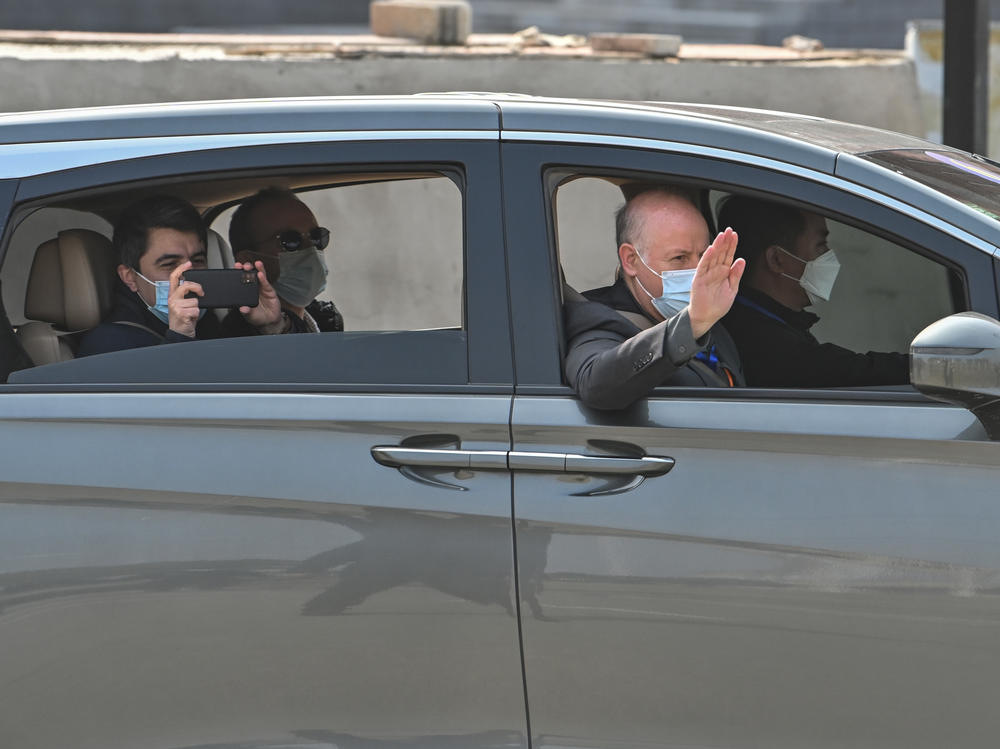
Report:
589,32,682,58
370,1,471,45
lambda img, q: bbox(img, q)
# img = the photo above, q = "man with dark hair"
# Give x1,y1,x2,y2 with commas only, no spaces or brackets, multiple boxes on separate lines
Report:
78,194,284,356
227,187,342,334
718,194,908,387
563,187,745,410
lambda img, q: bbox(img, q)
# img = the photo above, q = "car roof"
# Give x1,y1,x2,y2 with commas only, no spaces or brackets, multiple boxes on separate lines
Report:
0,93,948,160
1,93,992,248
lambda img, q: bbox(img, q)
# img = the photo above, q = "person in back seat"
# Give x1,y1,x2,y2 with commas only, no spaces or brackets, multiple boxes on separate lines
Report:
226,186,343,334
77,195,286,356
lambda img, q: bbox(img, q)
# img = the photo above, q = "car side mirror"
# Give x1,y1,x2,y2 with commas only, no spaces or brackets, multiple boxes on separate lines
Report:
910,312,1000,440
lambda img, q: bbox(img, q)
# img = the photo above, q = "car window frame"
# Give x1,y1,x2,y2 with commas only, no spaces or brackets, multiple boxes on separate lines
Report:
501,140,999,396
2,137,513,393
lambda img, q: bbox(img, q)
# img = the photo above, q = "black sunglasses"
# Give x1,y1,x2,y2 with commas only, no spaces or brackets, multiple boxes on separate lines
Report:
262,226,330,252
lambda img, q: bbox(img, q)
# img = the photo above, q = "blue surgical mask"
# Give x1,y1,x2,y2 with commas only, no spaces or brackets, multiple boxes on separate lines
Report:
274,248,328,308
134,269,171,324
134,270,206,325
632,250,697,318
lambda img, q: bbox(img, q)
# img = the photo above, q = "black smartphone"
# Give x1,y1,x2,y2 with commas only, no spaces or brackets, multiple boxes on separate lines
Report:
180,268,259,309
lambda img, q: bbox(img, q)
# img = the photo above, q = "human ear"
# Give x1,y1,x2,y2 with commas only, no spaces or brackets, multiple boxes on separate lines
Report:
618,244,640,277
764,245,786,275
117,264,139,292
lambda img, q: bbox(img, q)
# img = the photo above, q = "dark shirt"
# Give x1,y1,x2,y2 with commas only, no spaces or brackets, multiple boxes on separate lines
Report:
722,287,909,387
77,282,225,357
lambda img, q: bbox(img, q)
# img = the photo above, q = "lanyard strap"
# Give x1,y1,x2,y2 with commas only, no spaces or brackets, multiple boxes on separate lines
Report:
734,295,787,325
694,344,719,370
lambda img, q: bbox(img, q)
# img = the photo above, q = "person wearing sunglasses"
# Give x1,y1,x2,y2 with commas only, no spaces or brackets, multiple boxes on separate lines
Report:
225,186,343,335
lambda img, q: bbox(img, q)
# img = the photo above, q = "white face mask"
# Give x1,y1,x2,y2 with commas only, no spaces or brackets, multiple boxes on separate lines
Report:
632,249,697,319
777,247,840,306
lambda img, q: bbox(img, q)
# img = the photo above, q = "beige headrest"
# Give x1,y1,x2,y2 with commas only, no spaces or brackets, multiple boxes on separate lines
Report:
25,229,116,330
205,228,234,269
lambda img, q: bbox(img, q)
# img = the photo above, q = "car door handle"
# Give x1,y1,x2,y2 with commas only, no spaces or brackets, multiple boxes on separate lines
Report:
371,446,508,470
372,446,673,476
508,451,674,476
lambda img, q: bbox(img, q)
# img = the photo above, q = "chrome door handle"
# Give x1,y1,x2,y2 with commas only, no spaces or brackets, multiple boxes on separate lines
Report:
373,447,674,477
565,453,674,475
371,446,507,470
508,451,674,476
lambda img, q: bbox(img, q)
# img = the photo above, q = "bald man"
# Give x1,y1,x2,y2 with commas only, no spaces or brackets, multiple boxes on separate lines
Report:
563,187,745,409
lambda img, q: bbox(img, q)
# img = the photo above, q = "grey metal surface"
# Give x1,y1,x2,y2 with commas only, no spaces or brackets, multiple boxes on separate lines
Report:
0,392,526,749
511,394,1000,748
0,130,498,179
0,97,501,144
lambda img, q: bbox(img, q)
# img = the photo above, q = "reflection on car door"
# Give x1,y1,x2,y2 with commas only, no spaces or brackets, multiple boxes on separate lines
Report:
0,392,525,749
0,136,527,748
512,394,1000,749
498,139,1000,749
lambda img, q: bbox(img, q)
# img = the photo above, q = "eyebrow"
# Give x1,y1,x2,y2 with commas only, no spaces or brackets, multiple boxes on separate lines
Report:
152,249,207,267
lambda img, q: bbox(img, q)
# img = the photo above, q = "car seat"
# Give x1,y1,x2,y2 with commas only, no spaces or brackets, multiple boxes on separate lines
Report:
17,229,116,365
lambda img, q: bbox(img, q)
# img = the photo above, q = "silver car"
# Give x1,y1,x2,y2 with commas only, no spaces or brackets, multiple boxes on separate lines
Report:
0,94,998,749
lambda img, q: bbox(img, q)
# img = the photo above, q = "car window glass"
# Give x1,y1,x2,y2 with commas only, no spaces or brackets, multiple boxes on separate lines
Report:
212,175,463,332
806,221,954,353
1,170,470,386
555,175,962,379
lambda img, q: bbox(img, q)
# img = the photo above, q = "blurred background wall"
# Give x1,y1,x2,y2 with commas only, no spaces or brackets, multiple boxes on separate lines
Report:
0,0,998,49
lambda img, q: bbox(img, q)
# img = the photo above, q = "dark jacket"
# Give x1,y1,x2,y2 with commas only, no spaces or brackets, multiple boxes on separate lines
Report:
77,282,225,357
563,277,744,410
722,287,909,387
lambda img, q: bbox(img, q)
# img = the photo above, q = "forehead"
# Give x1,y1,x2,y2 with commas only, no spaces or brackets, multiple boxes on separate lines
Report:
142,227,203,260
248,197,317,237
637,199,710,249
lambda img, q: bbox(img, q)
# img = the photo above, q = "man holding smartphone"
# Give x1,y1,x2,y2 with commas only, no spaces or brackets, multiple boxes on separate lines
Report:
225,186,343,335
78,195,286,356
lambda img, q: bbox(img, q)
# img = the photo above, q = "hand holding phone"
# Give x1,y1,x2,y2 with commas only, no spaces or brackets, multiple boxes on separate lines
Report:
180,268,259,309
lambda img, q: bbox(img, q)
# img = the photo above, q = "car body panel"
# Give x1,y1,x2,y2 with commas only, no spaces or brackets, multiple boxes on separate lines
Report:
0,393,526,749
511,394,1000,749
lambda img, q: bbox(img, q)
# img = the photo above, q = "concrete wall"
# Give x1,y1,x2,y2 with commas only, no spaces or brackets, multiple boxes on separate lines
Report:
0,43,925,136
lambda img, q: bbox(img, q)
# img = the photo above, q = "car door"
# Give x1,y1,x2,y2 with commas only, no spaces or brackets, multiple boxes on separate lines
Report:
0,134,528,749
503,140,1000,749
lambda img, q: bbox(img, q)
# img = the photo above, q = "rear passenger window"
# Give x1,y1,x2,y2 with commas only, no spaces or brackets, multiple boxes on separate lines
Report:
1,168,471,386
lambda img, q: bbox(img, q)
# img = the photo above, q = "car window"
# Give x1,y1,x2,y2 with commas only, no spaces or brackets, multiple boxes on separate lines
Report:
211,176,463,332
555,174,963,381
0,166,484,387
